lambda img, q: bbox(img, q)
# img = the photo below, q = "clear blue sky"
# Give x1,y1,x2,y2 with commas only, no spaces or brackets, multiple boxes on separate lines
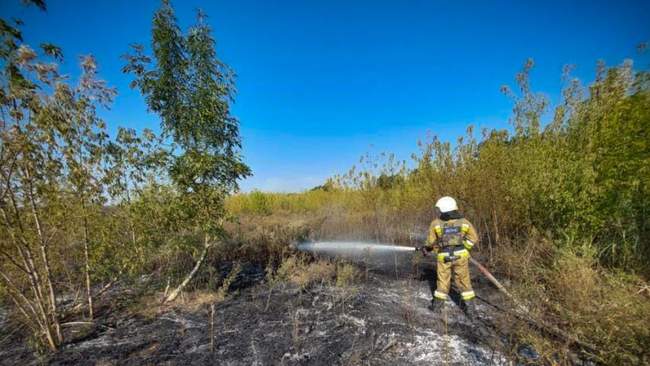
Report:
2,0,648,192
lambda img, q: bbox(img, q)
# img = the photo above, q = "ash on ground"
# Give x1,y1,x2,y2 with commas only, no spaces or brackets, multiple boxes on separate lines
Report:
0,263,511,366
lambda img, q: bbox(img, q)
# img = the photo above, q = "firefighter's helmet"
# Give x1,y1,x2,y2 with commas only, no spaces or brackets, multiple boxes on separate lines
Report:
435,196,458,213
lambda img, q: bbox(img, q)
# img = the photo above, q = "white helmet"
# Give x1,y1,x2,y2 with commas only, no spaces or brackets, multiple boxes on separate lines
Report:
435,196,458,213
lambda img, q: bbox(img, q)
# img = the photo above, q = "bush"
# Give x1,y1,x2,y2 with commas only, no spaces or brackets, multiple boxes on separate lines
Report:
335,263,360,288
500,241,650,365
248,190,273,215
274,256,336,289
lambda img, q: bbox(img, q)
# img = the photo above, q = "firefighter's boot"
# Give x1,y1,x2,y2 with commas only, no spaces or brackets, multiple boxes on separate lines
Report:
428,299,444,313
463,300,476,319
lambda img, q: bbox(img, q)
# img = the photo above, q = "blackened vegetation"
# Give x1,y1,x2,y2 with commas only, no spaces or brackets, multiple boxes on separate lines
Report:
2,258,554,366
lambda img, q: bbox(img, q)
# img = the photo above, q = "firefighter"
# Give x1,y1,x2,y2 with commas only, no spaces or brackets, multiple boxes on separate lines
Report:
421,196,479,316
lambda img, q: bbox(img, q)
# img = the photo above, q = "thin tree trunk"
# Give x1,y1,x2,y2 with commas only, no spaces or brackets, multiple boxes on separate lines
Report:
13,240,52,338
0,247,29,274
0,270,43,330
122,174,139,254
24,168,62,342
491,207,500,247
210,303,215,352
3,192,47,308
1,287,40,335
0,270,57,351
164,235,213,303
483,217,494,265
82,202,94,320
2,191,59,348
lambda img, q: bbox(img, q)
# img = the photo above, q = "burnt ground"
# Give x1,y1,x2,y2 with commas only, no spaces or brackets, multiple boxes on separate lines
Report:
0,261,519,366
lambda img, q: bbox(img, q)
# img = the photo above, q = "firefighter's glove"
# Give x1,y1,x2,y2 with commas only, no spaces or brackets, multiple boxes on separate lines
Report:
415,245,432,256
444,255,458,263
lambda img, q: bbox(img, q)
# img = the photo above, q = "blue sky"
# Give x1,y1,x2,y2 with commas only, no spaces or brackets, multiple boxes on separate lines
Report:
2,0,648,191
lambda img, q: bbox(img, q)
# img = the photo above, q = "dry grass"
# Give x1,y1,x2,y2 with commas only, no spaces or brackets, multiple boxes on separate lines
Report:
128,263,243,318
223,214,315,264
273,256,336,289
335,263,360,288
269,254,361,290
494,237,650,365
174,291,222,312
130,290,222,317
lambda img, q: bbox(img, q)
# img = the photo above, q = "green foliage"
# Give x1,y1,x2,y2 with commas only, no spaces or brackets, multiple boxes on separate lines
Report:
124,0,250,239
0,12,119,346
0,0,251,349
247,190,272,215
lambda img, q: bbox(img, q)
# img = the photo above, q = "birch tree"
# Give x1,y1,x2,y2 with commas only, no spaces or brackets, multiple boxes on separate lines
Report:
123,1,250,302
0,5,114,347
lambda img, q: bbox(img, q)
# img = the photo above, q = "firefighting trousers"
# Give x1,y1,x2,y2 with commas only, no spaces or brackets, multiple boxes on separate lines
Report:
433,254,475,302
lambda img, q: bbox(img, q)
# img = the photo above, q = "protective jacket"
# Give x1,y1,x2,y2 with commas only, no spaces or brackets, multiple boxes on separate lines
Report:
425,212,478,302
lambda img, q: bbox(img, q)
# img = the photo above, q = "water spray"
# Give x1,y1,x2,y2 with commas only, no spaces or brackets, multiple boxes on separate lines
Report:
297,241,415,256
296,241,418,271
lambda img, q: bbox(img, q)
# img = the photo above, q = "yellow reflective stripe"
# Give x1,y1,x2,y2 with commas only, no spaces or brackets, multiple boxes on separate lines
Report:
453,249,469,258
434,225,442,236
464,239,474,250
434,291,448,300
461,290,476,300
461,223,470,234
437,252,449,262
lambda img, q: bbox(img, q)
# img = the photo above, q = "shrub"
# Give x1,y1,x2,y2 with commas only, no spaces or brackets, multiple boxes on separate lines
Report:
248,190,273,216
274,256,336,289
335,263,360,288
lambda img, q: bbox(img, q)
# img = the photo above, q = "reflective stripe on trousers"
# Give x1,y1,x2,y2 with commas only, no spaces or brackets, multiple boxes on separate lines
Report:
434,290,448,300
461,290,476,300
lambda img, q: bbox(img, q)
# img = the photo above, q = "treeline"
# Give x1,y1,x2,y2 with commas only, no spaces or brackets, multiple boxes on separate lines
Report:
0,0,247,351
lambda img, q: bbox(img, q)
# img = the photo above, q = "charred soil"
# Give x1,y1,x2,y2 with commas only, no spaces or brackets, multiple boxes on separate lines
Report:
1,259,529,365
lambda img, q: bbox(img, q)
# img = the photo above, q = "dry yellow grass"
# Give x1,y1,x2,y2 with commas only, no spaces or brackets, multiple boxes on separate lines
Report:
270,255,361,290
274,256,336,288
335,263,360,288
493,238,650,365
